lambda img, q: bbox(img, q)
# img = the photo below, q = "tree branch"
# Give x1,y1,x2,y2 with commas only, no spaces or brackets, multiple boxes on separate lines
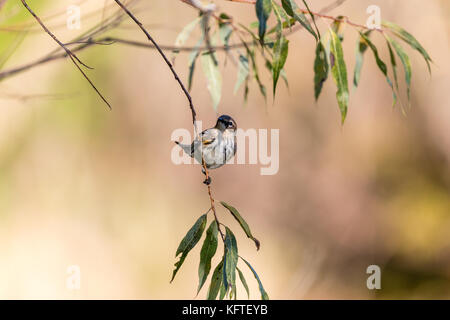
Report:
113,0,227,241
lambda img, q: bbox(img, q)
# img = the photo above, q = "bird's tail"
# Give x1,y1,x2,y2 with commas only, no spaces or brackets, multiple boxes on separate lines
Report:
175,141,194,157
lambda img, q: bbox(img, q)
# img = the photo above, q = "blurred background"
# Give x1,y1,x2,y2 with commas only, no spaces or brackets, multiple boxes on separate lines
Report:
0,0,449,299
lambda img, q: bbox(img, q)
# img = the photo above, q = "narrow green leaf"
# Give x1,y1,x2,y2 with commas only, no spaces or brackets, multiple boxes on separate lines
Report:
353,31,371,88
301,0,320,39
272,1,285,37
386,39,399,92
272,35,289,96
171,214,207,283
249,44,267,101
197,221,219,294
223,227,238,295
218,14,233,49
219,282,227,300
234,54,250,94
172,16,201,63
221,201,260,250
207,259,224,300
201,51,222,110
255,0,272,45
237,267,250,299
240,257,269,300
359,32,397,107
314,41,329,100
382,21,432,74
329,28,349,124
187,38,204,91
281,0,317,40
385,34,412,103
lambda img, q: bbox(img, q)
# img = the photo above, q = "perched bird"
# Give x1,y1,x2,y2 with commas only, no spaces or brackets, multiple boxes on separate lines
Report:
175,115,237,185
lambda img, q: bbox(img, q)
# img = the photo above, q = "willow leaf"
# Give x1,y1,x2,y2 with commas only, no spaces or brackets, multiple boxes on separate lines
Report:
201,51,222,111
197,221,219,294
234,54,250,94
382,21,432,74
329,28,349,124
172,16,201,63
272,35,289,97
240,257,269,300
223,227,238,296
237,267,250,299
281,0,317,40
171,214,207,283
386,34,412,103
314,41,329,100
206,258,224,300
256,0,272,45
353,31,371,88
359,32,397,107
221,201,260,250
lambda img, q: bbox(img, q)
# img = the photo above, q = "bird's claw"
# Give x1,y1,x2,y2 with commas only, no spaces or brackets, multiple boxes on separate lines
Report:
203,177,211,185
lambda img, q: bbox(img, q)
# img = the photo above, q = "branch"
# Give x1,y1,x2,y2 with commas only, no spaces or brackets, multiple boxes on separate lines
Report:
113,0,227,241
20,0,112,109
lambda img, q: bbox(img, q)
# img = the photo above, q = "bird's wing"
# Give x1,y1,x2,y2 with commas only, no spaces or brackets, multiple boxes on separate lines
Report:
201,128,219,145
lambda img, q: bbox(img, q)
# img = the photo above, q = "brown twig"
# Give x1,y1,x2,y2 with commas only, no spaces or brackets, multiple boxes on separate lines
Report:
113,0,227,241
20,0,112,109
113,0,197,127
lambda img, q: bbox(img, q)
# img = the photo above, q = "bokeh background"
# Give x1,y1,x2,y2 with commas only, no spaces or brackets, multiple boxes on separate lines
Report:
0,0,449,299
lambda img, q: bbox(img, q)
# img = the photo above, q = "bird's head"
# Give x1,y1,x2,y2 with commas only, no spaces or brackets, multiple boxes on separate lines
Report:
215,115,237,132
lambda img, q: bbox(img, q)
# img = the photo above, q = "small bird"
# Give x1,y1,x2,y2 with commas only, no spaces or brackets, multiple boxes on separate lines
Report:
175,115,237,185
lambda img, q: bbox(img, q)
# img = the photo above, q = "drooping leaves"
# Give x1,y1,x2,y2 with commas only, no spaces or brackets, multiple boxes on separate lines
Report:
358,32,397,107
272,35,289,97
221,201,260,250
281,0,317,40
382,21,432,74
255,0,272,45
234,54,250,94
171,214,207,283
329,28,349,124
223,227,238,298
201,51,222,111
240,256,269,300
314,41,329,100
385,34,412,104
353,31,371,88
187,38,203,91
206,258,224,300
172,16,201,63
237,267,250,299
218,13,233,50
197,221,219,294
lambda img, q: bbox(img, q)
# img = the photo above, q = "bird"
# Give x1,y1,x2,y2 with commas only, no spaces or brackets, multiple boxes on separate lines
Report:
175,115,237,185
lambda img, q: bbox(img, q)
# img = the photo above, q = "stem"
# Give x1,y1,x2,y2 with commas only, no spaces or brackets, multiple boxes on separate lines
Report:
113,0,226,243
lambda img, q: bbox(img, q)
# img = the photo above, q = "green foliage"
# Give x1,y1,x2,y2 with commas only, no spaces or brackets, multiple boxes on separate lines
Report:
281,0,317,40
359,31,397,107
255,0,272,45
329,28,349,124
221,201,260,250
314,41,329,100
169,0,431,124
197,221,218,294
172,202,267,300
171,214,207,283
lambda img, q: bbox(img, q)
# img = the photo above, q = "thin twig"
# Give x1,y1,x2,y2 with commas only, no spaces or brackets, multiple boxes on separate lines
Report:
20,0,112,109
113,0,227,242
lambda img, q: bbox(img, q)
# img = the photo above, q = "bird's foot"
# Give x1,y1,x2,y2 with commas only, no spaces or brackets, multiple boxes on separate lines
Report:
203,176,211,185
